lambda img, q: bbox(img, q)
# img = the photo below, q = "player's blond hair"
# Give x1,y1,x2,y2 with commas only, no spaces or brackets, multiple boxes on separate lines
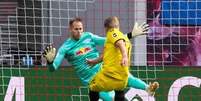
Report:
104,16,119,32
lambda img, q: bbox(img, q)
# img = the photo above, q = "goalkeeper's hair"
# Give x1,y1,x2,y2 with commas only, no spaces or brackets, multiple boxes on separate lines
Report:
69,17,83,27
104,16,119,31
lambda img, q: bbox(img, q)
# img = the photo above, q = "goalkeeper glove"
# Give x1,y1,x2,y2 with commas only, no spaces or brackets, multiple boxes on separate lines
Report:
42,45,56,64
131,22,150,37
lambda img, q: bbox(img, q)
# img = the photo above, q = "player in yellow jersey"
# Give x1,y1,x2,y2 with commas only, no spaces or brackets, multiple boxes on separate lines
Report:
88,16,132,101
88,16,159,101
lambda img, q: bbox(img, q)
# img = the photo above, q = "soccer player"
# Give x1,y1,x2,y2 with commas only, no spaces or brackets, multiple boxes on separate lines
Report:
88,16,159,101
43,17,158,101
88,16,131,101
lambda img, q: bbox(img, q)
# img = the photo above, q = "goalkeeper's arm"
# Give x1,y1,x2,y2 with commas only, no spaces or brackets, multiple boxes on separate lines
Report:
127,22,150,39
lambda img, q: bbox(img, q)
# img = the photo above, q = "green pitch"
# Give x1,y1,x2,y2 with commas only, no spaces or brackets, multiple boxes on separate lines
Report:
0,66,201,101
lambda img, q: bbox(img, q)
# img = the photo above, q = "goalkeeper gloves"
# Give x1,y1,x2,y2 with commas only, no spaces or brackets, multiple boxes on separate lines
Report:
131,22,150,37
127,22,149,39
42,45,56,64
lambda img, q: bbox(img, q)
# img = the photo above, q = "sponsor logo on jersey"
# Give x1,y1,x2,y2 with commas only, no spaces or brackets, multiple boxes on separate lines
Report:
76,47,91,55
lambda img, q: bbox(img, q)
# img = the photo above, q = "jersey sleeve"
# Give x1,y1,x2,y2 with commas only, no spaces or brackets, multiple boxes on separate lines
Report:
90,33,106,46
107,29,125,44
49,45,65,71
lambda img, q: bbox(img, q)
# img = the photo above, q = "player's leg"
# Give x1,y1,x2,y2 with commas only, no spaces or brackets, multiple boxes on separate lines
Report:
89,77,115,101
127,73,148,90
99,91,115,101
89,90,99,101
127,73,159,96
114,90,125,101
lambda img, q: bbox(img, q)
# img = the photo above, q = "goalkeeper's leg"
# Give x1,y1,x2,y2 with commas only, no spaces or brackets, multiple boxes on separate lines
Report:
99,91,114,101
127,74,159,96
127,73,148,90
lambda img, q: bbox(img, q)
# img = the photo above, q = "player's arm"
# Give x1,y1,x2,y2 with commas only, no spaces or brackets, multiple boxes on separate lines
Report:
91,33,106,46
90,29,143,46
43,45,65,72
86,54,103,66
115,39,128,66
126,22,150,39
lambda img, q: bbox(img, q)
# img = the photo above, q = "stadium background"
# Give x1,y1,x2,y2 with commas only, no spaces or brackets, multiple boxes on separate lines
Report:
0,0,201,101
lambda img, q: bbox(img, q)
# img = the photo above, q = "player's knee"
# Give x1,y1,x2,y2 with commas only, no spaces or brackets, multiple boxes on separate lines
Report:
115,90,125,101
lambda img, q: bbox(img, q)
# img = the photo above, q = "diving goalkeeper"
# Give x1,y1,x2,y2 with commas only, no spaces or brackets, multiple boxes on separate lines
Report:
43,17,159,101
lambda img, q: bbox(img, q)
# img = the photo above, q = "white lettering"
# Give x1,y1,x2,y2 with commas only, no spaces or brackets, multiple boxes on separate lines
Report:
125,88,155,101
168,76,201,101
4,77,25,101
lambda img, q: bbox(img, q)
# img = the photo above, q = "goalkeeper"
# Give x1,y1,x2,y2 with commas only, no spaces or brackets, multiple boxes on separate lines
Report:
43,17,158,101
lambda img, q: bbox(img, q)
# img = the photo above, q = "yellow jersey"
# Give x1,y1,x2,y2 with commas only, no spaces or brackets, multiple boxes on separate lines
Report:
89,28,132,91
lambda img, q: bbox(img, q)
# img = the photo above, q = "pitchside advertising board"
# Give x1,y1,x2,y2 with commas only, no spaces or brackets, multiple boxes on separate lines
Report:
1,67,201,101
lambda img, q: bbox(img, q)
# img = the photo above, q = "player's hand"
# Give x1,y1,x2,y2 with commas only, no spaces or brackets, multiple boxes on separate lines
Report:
121,57,128,67
86,58,99,66
132,22,150,37
42,45,56,64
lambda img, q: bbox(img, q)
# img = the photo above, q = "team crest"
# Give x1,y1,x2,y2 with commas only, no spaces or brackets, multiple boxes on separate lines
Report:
112,33,117,37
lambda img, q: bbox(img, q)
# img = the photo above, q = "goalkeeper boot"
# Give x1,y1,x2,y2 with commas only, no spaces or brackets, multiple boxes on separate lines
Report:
146,82,159,96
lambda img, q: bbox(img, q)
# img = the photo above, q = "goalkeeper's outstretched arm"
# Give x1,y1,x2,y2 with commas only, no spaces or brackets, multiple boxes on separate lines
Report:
127,22,150,39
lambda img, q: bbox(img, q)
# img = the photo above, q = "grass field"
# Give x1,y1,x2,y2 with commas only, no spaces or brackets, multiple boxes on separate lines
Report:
0,66,201,101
